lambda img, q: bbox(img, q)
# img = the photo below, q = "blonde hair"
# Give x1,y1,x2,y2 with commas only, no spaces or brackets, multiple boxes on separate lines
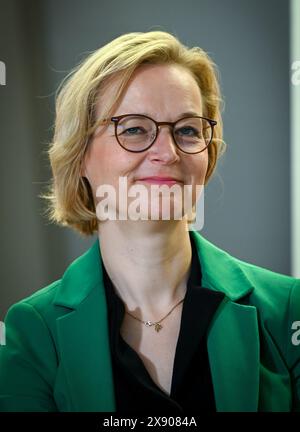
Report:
42,31,226,236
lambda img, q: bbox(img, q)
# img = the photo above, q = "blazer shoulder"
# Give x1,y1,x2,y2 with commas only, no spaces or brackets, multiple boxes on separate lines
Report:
232,256,299,354
3,238,101,333
8,279,62,317
231,256,300,366
228,253,298,314
2,279,67,354
198,232,299,322
234,256,299,304
194,231,298,304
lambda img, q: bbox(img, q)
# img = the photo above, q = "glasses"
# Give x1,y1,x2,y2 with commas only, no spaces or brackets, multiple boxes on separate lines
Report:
106,114,217,154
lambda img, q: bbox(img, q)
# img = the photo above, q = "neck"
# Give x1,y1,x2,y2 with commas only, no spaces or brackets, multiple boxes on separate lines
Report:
98,220,192,315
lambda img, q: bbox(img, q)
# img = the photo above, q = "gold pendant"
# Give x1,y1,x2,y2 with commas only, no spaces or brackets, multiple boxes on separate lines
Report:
155,323,162,332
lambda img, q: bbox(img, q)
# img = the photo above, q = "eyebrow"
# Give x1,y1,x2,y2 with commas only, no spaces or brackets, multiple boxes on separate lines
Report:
139,111,202,119
178,111,202,118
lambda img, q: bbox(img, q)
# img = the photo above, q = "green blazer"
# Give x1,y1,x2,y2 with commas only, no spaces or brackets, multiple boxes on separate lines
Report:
0,230,299,412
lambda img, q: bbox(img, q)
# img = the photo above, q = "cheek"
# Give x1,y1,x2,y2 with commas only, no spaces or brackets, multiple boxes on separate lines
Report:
200,153,209,181
187,151,209,184
83,142,110,189
84,139,142,188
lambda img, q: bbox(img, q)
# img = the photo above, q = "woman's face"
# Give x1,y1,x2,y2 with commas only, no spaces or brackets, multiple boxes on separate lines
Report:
83,63,208,223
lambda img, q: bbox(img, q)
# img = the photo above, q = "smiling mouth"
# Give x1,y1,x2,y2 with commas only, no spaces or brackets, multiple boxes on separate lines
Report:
137,179,182,185
136,177,183,185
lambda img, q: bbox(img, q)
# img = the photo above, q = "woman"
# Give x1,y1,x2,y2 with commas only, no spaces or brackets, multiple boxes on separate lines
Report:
0,31,299,413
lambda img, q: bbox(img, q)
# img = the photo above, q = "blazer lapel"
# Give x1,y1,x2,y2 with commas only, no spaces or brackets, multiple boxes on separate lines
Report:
207,299,260,411
53,240,115,412
191,230,260,411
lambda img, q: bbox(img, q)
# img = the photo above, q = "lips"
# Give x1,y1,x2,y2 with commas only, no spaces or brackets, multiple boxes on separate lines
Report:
138,176,182,181
136,176,183,185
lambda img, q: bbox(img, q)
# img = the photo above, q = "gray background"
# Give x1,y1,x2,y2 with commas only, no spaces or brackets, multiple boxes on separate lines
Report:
0,0,291,318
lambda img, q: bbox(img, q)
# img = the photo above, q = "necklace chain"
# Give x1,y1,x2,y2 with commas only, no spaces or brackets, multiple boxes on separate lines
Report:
125,297,185,332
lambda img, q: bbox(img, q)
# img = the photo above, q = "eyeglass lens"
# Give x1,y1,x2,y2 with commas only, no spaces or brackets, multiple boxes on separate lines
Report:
115,115,213,153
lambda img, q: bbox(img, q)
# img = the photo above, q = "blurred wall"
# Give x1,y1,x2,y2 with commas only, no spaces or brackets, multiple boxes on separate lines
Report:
0,0,291,318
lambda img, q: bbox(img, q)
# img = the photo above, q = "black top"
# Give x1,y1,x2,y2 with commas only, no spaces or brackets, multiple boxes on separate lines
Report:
102,233,225,414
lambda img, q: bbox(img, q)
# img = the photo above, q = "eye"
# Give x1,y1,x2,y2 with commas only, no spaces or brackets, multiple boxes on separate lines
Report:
176,126,199,137
121,126,147,136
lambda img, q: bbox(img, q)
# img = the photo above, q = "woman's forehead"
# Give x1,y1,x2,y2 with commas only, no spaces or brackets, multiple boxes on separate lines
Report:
124,63,200,97
96,64,203,119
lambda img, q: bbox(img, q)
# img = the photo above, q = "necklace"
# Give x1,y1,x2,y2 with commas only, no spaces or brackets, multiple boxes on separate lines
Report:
125,297,185,332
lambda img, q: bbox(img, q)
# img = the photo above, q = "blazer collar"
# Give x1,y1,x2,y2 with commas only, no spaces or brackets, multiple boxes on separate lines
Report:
53,228,254,309
191,230,254,301
53,236,103,309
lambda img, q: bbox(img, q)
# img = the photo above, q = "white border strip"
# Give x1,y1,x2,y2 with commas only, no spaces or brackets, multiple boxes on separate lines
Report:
291,0,300,277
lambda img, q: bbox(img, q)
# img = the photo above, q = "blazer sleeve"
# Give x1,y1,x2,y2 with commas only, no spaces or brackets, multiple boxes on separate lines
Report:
288,279,300,412
0,301,58,412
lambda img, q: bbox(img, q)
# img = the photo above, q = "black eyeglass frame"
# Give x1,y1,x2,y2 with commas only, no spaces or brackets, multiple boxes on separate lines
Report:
109,113,217,154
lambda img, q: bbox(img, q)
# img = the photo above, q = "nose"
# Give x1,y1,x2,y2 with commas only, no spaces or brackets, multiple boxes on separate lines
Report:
148,125,179,163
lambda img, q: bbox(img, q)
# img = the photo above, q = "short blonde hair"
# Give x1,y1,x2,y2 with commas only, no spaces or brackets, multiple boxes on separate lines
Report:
42,31,226,236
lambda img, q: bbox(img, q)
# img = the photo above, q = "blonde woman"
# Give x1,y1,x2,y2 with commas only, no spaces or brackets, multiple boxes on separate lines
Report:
0,31,299,413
